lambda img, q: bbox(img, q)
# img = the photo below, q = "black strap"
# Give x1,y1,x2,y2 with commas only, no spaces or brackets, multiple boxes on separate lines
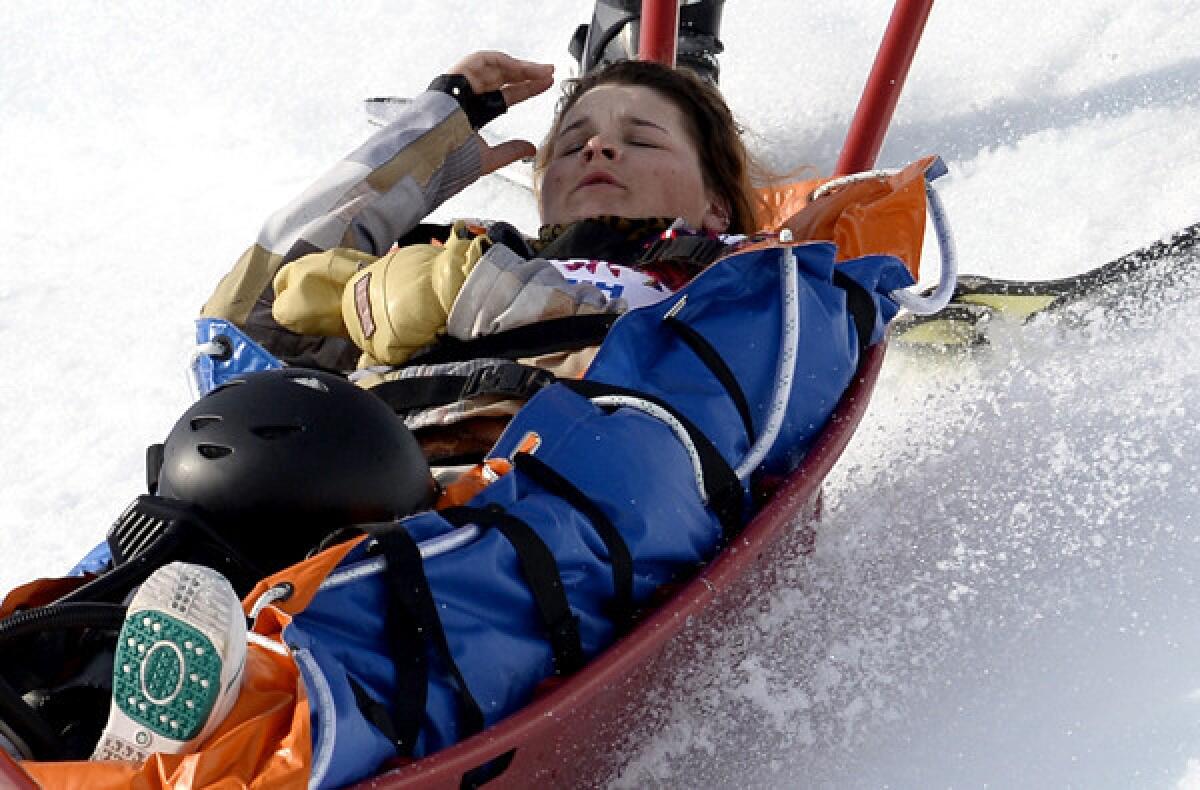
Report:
441,506,585,676
406,313,618,366
347,676,401,747
637,234,729,270
371,363,555,414
535,217,673,265
511,453,635,633
364,523,485,755
833,269,877,360
427,74,507,130
662,315,756,445
364,525,429,755
559,379,744,539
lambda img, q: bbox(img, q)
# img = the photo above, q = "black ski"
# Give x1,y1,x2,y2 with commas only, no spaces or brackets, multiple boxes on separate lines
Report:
891,219,1200,347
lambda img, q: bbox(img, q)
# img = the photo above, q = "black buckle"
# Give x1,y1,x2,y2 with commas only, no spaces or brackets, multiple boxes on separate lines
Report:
461,364,555,401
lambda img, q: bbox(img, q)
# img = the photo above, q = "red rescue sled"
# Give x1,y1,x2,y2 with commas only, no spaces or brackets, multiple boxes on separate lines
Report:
356,2,934,787
0,1,933,787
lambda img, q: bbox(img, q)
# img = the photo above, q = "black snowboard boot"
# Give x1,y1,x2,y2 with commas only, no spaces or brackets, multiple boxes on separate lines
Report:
569,0,726,84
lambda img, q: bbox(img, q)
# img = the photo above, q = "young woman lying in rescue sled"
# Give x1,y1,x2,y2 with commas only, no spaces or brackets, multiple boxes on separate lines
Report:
5,49,925,790
201,50,766,472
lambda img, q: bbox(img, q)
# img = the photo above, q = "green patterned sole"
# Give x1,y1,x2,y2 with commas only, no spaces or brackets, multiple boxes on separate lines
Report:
111,608,224,742
92,561,246,762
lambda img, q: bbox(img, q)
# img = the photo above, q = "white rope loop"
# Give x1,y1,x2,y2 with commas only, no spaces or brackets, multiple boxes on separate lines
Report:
810,169,900,201
590,394,711,504
811,168,958,316
892,179,958,315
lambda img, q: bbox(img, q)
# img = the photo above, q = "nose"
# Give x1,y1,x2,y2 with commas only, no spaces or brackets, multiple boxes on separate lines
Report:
582,135,618,162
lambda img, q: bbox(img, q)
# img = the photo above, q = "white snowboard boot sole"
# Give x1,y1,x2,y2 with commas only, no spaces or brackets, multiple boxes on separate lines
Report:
92,561,247,763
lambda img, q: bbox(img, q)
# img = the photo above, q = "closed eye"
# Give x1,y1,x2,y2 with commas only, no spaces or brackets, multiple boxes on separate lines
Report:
555,143,582,158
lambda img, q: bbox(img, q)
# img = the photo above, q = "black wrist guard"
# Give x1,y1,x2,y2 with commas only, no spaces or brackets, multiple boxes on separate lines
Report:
428,74,507,130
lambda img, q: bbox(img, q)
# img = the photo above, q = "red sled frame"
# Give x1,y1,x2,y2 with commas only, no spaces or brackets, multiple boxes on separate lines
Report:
0,1,934,788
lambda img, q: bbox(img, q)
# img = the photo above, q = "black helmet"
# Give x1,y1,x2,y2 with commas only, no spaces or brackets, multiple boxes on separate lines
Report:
156,369,435,570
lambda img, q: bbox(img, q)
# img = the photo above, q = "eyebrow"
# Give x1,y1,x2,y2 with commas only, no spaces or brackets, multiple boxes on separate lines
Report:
558,118,589,138
557,115,670,139
629,117,668,133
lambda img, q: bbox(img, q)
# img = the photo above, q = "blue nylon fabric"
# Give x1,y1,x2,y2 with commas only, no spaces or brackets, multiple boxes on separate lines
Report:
281,541,404,789
283,244,912,787
292,392,719,786
584,243,913,476
191,317,283,395
67,539,112,576
425,391,722,749
836,252,919,341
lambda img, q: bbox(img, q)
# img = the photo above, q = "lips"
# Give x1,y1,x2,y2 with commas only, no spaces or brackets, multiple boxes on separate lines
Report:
575,170,623,191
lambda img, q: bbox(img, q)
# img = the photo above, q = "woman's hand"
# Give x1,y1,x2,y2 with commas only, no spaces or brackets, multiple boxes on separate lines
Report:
447,51,554,175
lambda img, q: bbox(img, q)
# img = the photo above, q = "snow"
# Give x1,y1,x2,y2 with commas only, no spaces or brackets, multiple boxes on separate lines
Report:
2,0,1199,786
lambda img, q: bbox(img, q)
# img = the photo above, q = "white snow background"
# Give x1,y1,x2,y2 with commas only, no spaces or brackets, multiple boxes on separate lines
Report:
2,1,1200,786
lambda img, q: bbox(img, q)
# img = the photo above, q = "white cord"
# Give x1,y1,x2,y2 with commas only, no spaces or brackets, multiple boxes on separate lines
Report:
735,246,800,481
590,395,710,504
811,169,958,316
810,169,900,201
889,180,958,315
249,582,295,621
316,525,485,593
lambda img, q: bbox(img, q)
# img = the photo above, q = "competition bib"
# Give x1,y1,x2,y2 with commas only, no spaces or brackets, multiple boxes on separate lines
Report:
551,259,673,309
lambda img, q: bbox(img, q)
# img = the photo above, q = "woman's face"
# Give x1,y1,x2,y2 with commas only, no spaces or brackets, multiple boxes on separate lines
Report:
538,84,729,233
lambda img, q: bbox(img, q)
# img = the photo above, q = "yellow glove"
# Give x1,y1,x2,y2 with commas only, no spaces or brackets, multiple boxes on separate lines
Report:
342,223,489,365
272,248,376,336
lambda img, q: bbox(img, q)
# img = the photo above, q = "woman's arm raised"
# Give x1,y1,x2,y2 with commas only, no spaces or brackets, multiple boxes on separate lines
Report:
200,52,553,367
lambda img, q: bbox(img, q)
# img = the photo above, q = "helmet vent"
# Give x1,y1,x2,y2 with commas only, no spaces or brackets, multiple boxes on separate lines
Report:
190,416,222,431
197,443,233,459
251,424,305,440
289,376,330,393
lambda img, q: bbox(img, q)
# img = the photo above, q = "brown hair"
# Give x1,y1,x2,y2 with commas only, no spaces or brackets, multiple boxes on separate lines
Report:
535,60,764,235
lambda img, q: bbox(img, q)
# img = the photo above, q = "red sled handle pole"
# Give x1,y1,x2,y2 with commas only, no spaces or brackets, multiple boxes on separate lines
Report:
635,0,931,175
0,749,37,790
638,0,680,67
835,0,935,176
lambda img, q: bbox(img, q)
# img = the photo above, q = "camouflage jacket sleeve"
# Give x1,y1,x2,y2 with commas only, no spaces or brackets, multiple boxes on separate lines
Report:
200,90,482,370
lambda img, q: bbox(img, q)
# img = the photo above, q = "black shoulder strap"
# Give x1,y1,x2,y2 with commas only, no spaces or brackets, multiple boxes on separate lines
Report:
637,234,730,270
662,315,755,445
363,523,485,755
370,363,555,414
406,313,618,366
511,452,635,632
441,506,585,676
832,269,877,360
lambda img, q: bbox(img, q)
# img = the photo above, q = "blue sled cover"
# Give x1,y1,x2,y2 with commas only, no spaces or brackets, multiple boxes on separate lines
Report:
269,242,912,789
